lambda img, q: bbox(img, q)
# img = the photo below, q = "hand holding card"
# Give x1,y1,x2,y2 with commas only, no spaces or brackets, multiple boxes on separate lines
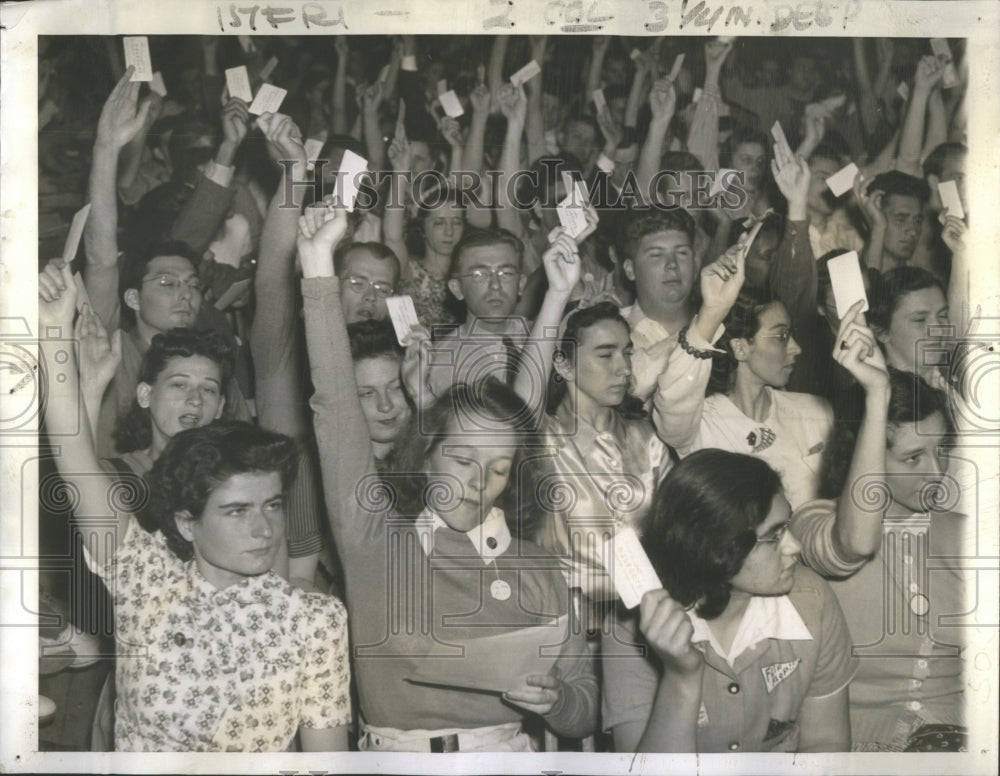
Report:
603,525,663,609
123,37,152,82
827,251,869,320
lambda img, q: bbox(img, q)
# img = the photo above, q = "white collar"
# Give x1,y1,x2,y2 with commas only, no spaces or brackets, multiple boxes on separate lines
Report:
686,594,813,667
415,506,512,565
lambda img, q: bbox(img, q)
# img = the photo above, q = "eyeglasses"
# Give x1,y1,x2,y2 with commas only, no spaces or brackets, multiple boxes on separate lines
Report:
755,520,791,545
344,275,395,298
459,267,521,286
142,274,203,294
755,328,794,345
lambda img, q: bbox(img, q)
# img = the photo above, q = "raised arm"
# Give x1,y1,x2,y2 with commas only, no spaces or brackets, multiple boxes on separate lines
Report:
495,82,530,246
897,56,944,177
584,36,610,108
515,229,581,423
635,77,676,205
524,36,548,166
331,36,350,136
852,171,888,272
687,39,732,173
361,81,387,171
116,91,163,204
39,263,128,570
383,119,413,281
486,35,509,112
299,206,383,550
83,68,152,329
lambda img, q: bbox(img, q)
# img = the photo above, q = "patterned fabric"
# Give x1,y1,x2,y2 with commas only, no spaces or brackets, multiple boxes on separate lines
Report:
84,519,351,752
401,260,456,328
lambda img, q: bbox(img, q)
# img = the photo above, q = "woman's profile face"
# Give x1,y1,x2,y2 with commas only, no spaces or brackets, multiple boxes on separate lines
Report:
879,286,949,377
561,318,633,411
886,411,950,513
138,355,225,448
425,414,518,533
737,302,802,389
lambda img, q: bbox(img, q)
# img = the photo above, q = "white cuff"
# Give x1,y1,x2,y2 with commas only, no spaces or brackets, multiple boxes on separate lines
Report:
401,55,418,72
206,160,235,188
687,315,726,351
596,153,615,174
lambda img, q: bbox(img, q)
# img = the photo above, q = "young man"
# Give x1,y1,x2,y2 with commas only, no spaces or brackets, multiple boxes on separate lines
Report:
420,228,529,403
602,450,856,753
333,241,401,323
863,171,930,271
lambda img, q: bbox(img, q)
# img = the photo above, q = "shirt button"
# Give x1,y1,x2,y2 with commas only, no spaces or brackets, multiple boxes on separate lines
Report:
917,659,928,669
728,742,740,751
173,632,187,647
727,682,740,694
909,583,920,594
908,700,922,711
486,537,498,549
911,679,923,689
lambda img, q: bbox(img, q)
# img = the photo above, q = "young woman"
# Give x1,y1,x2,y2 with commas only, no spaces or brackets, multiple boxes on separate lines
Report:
298,205,597,752
792,367,970,752
602,449,856,753
38,263,351,752
657,287,834,510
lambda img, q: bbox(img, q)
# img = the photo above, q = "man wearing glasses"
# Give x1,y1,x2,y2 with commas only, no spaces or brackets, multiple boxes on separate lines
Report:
420,228,529,404
332,241,401,324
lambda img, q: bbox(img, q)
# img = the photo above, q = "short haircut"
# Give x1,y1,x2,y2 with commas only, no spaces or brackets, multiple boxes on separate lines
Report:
449,227,524,277
808,141,849,169
564,113,603,147
114,327,236,453
922,142,967,180
720,129,771,169
347,319,403,363
141,421,298,562
644,449,783,619
334,241,402,285
886,366,953,444
868,265,946,336
621,207,696,261
870,170,930,206
119,240,202,329
660,150,704,173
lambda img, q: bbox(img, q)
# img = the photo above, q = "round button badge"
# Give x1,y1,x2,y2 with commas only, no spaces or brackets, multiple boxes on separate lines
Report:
910,593,930,616
490,580,512,601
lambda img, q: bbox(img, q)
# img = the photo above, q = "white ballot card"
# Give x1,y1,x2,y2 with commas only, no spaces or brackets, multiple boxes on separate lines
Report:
930,38,952,63
237,35,256,53
897,81,910,101
692,87,703,103
629,48,642,61
259,56,278,83
249,83,287,116
150,71,167,97
770,120,790,151
828,251,870,319
592,88,606,113
603,525,663,609
668,53,686,82
717,36,736,44
225,66,253,102
436,78,448,95
826,162,860,198
213,278,253,310
62,203,91,262
386,295,420,346
510,59,541,87
740,218,766,259
942,62,959,89
439,90,464,118
337,149,368,212
123,36,152,82
304,137,325,171
937,179,965,221
72,272,91,313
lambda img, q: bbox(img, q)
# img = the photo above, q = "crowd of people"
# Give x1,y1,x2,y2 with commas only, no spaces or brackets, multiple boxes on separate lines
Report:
35,32,985,754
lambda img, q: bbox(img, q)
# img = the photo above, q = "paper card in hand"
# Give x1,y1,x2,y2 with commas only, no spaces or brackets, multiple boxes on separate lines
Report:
740,218,766,258
937,179,964,222
214,278,253,310
436,78,448,95
897,81,910,101
770,120,790,152
304,137,325,171
510,59,541,87
692,87,703,103
386,295,420,346
123,36,153,82
259,56,279,83
930,38,952,64
405,615,567,694
237,35,256,54
249,84,287,116
439,90,465,118
825,162,860,198
941,63,960,89
225,66,253,102
556,182,593,242
337,149,368,212
150,72,168,97
592,88,607,113
603,525,663,609
668,53,686,82
62,203,91,262
827,251,869,319
72,272,91,314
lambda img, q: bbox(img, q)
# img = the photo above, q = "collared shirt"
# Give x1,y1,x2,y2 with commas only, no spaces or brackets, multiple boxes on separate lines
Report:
424,315,531,398
84,519,351,751
602,565,857,753
687,388,833,510
794,505,970,750
535,404,669,600
415,507,512,563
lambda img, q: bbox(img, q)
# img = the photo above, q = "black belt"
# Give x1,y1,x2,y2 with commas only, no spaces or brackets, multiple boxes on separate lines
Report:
429,733,461,753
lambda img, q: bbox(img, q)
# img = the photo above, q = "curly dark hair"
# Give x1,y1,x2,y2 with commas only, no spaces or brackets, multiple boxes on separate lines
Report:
114,328,235,453
867,266,946,338
139,421,298,562
119,240,203,330
347,318,404,363
387,377,551,540
643,449,783,619
620,207,696,262
707,287,780,396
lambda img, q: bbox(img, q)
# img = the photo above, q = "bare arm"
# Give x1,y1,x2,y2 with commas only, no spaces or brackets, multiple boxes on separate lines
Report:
495,83,530,246
686,40,731,173
635,78,676,205
524,36,548,166
486,35,509,112
383,123,413,282
897,56,943,176
331,36,349,136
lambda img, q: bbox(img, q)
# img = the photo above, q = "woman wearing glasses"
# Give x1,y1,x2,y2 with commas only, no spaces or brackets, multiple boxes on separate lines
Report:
655,287,833,510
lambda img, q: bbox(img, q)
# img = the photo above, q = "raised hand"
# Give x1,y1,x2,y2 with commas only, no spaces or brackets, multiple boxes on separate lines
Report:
439,116,463,148
75,303,122,397
771,151,810,219
95,67,152,150
362,81,384,114
541,227,582,296
704,38,733,70
648,77,676,122
37,260,77,330
469,83,491,116
496,82,527,124
914,54,944,94
387,132,411,172
259,112,306,166
833,299,889,394
220,96,251,149
639,589,703,676
853,171,886,230
297,202,349,279
940,210,966,254
595,103,622,153
334,36,349,60
700,238,746,317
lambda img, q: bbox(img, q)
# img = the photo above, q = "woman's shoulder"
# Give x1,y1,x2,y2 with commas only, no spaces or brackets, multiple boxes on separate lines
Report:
267,574,350,628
